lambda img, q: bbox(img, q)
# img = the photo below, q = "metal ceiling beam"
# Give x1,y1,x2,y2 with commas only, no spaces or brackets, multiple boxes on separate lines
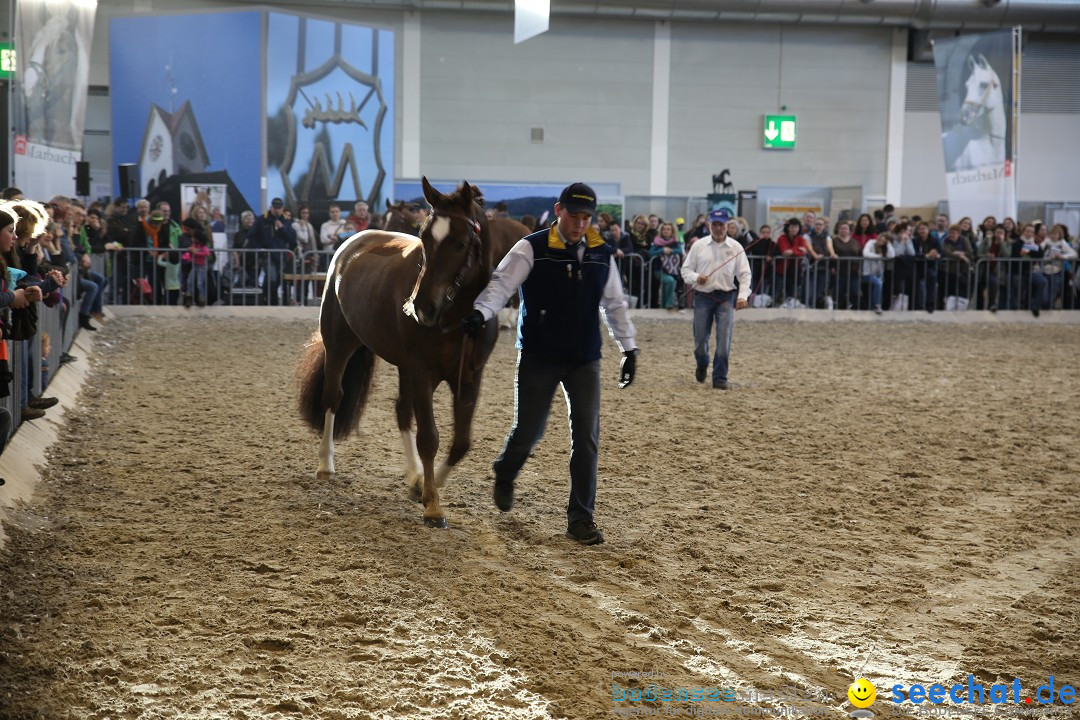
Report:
232,0,1080,32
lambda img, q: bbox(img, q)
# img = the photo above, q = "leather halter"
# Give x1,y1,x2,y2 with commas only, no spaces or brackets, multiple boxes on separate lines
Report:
425,210,483,311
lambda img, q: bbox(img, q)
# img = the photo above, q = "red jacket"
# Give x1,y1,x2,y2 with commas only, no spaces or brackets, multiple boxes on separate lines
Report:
775,234,810,273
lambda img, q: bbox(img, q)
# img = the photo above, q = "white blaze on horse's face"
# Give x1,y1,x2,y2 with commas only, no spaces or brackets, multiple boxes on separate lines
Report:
430,215,451,244
961,54,1000,125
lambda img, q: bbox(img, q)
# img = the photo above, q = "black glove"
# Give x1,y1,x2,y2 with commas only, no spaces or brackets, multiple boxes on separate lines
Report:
461,309,485,338
618,348,638,389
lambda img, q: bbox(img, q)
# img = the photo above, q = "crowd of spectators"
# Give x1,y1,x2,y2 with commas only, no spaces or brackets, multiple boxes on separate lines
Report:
575,206,1079,315
8,184,1080,318
1,186,90,451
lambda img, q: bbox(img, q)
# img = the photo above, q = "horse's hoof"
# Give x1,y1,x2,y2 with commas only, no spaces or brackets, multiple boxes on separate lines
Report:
408,484,423,503
423,516,449,529
316,470,334,481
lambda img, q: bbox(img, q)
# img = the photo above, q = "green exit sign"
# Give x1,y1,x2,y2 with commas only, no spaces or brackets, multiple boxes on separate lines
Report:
0,44,14,79
763,114,797,149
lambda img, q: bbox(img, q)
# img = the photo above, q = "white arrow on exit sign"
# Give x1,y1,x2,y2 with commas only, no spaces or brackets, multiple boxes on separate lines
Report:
763,114,797,149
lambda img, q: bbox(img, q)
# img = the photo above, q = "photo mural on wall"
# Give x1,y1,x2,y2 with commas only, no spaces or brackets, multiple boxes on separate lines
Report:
110,10,394,218
266,13,395,214
111,11,262,214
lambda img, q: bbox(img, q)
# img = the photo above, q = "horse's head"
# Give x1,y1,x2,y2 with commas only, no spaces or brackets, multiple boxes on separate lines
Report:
961,54,1001,125
384,198,417,235
409,176,489,329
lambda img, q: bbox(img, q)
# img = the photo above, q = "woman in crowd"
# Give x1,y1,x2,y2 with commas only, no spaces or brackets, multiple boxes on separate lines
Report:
1001,216,1019,241
833,220,863,310
978,216,998,245
862,232,895,314
627,214,651,256
851,213,877,249
1043,224,1077,311
1016,223,1046,316
291,202,318,303
649,221,684,310
913,220,940,312
775,218,812,309
806,216,836,309
889,223,916,311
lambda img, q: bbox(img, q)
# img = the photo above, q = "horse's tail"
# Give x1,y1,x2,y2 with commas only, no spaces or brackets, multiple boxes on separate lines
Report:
295,329,377,439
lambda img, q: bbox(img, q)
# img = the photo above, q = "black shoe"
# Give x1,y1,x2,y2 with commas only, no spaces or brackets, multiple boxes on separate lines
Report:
59,353,77,365
21,406,46,420
28,396,59,409
78,314,97,331
989,304,998,313
493,478,515,512
567,519,604,546
695,365,706,383
713,381,729,390
1032,307,1040,318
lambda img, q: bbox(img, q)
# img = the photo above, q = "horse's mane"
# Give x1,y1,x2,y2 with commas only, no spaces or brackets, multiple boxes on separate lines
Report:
439,185,485,210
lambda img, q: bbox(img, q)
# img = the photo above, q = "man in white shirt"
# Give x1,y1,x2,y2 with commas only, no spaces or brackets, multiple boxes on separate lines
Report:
681,209,752,389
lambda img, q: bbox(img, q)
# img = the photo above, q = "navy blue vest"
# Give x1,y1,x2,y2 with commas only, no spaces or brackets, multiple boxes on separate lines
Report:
518,225,614,361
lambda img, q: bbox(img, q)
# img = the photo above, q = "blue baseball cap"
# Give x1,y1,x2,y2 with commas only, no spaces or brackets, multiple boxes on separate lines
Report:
708,209,731,224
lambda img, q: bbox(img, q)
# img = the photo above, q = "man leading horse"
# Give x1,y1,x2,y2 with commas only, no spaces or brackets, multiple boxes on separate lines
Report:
461,182,638,546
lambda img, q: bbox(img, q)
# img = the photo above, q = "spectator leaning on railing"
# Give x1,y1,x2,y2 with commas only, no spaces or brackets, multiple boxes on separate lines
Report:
4,199,61,419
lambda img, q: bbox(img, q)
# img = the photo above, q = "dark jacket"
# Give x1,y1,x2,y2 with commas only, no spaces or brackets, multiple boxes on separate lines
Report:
251,212,297,252
518,227,615,362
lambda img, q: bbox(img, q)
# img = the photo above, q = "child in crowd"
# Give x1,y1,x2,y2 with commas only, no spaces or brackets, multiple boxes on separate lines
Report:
182,217,212,308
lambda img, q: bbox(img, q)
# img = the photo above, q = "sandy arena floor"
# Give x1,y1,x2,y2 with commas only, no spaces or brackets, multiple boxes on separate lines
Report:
0,315,1077,719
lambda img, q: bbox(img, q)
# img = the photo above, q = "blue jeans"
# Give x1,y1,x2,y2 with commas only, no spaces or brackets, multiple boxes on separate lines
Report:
864,274,883,308
1030,272,1049,312
693,290,736,385
493,352,601,525
79,272,104,316
189,265,208,304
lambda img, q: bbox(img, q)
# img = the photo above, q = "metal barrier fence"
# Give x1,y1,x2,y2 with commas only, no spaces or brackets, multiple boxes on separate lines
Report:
99,247,298,307
731,254,1077,313
85,247,1080,314
1,264,79,445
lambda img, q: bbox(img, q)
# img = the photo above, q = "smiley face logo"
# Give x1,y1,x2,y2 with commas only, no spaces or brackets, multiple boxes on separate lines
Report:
848,677,876,709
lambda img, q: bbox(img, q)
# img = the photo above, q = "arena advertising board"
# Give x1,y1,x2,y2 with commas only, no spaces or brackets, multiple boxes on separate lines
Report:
12,0,97,199
933,28,1020,223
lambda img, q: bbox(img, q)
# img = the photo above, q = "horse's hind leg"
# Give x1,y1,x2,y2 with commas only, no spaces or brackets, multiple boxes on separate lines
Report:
317,307,364,479
395,370,423,501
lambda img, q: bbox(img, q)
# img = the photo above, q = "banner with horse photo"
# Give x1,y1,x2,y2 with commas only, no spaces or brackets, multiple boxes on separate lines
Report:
12,0,97,200
933,28,1020,223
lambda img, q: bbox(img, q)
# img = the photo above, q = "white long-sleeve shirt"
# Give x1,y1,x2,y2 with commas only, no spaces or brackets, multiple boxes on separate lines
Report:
680,235,752,300
473,235,637,353
862,239,896,277
319,218,352,249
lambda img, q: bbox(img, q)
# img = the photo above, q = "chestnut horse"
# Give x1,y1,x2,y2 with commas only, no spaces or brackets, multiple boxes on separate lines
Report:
383,199,420,236
297,178,498,527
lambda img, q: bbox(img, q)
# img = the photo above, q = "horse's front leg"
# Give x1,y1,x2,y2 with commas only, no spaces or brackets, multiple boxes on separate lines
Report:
395,370,423,502
436,371,484,489
409,375,446,528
